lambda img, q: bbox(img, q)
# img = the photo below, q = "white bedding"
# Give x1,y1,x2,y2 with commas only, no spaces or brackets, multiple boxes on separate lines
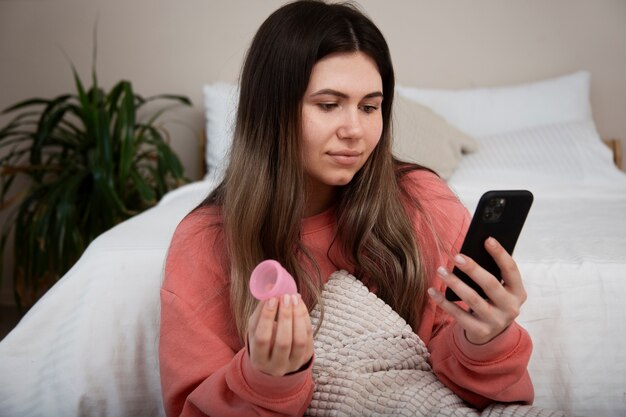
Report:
450,180,626,417
446,121,626,416
0,180,213,417
2,72,626,417
2,174,626,417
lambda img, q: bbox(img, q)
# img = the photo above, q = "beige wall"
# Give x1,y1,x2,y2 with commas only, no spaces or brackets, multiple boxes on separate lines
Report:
1,0,625,305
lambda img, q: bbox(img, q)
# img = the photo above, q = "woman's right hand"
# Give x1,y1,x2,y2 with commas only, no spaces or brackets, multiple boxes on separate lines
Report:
247,294,314,376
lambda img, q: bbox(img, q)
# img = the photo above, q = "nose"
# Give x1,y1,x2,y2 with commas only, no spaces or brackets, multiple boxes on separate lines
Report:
337,108,364,140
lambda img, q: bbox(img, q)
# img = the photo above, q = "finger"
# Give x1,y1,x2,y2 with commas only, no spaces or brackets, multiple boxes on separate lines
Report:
271,294,294,361
452,253,508,304
247,299,265,334
435,265,487,314
429,283,506,345
438,257,495,314
484,237,526,299
427,284,482,330
438,261,515,338
249,297,279,361
290,295,313,364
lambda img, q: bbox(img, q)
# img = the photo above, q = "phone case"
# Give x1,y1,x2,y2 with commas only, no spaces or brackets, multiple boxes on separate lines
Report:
445,190,534,301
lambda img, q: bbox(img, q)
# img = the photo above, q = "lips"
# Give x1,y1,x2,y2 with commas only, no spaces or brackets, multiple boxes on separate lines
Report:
327,150,361,166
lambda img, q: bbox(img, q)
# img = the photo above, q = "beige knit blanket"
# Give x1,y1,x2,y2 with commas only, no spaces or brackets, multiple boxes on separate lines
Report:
306,270,568,417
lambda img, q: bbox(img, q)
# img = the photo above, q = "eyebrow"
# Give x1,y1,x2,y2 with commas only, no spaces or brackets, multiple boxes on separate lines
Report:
310,88,383,99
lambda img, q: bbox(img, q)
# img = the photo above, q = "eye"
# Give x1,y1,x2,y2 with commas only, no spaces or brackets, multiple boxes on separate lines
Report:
317,103,338,112
360,104,379,114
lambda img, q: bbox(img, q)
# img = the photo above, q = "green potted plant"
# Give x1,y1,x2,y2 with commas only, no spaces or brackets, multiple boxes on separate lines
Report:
0,61,191,312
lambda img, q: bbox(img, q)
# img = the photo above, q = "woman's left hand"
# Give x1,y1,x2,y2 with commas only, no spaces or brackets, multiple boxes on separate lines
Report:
428,236,527,345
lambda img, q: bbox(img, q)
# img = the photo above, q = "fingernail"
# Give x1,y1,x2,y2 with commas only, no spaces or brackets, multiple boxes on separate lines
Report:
486,237,497,248
268,297,278,309
283,294,291,307
454,254,466,265
427,288,437,297
291,294,299,306
437,266,448,277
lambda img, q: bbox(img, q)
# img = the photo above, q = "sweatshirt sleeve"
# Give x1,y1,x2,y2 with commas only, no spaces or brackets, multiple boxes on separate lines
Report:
159,209,314,417
406,170,534,409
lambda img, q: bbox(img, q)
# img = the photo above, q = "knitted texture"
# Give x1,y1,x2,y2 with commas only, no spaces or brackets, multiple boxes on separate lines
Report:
306,270,567,417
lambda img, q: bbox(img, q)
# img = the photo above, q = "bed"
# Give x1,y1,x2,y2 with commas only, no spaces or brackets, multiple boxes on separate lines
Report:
1,71,625,417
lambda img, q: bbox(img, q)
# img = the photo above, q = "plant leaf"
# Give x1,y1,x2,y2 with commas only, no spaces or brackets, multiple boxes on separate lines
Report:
0,48,191,310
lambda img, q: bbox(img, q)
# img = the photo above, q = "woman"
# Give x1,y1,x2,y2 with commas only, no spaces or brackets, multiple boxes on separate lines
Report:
159,1,533,415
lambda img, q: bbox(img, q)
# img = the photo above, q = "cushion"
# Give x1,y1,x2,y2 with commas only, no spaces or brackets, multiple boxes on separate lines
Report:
393,94,479,179
397,71,592,138
309,270,565,416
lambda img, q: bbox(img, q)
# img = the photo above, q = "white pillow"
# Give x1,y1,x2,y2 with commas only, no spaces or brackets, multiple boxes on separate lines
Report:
397,71,592,138
202,82,481,181
202,83,238,182
448,119,626,190
203,72,595,184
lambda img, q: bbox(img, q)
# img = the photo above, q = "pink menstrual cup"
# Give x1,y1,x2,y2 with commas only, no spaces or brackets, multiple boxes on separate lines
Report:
249,260,298,300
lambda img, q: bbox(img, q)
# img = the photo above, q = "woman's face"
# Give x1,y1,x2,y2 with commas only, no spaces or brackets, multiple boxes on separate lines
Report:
301,51,383,211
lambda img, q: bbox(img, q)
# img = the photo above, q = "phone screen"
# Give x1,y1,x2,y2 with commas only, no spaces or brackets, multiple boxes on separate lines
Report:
445,190,533,302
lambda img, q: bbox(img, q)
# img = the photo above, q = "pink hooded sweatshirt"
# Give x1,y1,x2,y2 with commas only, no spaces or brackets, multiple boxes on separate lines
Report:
159,170,533,416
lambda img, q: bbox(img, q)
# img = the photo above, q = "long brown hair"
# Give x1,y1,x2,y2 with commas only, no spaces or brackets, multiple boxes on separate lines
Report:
203,0,428,338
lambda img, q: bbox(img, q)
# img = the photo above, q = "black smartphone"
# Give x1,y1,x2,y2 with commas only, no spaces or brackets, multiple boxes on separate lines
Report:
445,190,534,302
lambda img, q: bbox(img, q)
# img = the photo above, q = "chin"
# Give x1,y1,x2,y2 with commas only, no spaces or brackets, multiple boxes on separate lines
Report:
331,175,356,186
314,169,359,188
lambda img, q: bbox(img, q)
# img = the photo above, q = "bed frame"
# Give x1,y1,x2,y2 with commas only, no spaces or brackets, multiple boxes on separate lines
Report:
603,139,623,169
